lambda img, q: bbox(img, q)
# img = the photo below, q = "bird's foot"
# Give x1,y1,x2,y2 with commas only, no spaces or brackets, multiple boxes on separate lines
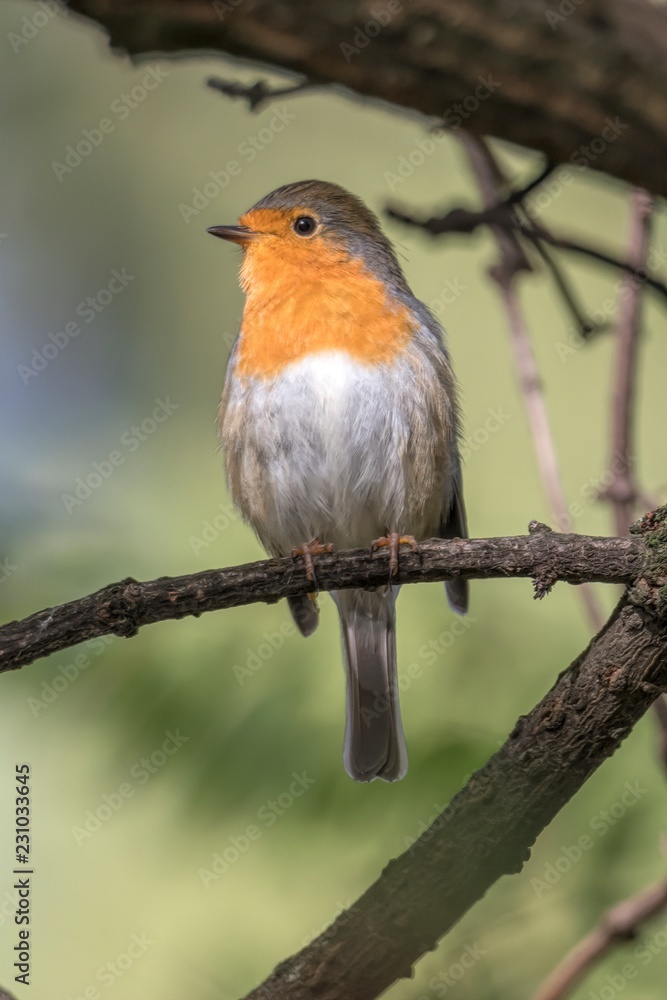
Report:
370,532,420,576
291,539,335,584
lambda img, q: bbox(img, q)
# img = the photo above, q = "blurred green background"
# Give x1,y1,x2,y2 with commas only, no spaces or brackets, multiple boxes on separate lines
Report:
1,3,666,998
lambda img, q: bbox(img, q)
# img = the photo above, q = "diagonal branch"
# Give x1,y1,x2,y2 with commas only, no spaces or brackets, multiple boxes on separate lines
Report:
528,238,600,339
0,530,648,673
242,582,667,999
387,189,667,305
531,879,667,1000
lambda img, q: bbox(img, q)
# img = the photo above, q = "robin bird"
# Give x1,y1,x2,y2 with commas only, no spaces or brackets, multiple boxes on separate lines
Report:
209,179,467,782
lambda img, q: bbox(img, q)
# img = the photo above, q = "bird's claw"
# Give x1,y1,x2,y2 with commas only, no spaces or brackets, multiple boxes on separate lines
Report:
370,532,420,577
291,539,334,583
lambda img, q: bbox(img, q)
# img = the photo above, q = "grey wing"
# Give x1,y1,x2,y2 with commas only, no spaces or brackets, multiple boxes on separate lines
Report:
439,466,468,615
410,305,469,615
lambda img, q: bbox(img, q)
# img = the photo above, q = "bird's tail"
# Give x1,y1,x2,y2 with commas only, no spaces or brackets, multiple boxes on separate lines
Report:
334,588,407,782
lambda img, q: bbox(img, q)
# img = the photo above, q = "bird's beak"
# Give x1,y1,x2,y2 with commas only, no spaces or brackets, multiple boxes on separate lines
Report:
207,225,258,245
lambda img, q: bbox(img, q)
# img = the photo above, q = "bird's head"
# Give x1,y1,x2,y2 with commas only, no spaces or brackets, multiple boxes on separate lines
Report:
208,179,409,295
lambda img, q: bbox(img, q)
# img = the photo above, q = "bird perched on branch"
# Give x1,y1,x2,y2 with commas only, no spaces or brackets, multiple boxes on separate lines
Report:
209,180,467,782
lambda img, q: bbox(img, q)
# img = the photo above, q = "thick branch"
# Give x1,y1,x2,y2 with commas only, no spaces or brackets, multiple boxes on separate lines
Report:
0,531,645,672
61,0,667,196
243,589,667,999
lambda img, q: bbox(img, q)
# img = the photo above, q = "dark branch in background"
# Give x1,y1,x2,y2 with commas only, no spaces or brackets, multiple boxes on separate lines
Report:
204,70,642,328
532,880,667,1000
207,69,648,344
15,7,667,995
0,531,645,673
386,174,667,306
237,498,667,1000
599,188,656,533
590,186,667,763
62,0,667,197
242,560,667,998
655,695,667,774
388,150,667,999
522,221,667,313
594,187,667,754
502,159,558,205
528,239,600,339
206,70,655,332
458,133,532,282
458,135,605,628
206,76,314,111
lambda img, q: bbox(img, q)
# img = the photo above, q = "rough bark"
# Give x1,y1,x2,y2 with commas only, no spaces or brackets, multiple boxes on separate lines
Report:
243,589,667,999
60,0,667,196
2,498,666,996
0,530,644,672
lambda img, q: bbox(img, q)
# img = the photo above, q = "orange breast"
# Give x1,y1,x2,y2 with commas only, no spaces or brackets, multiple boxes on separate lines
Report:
234,236,416,380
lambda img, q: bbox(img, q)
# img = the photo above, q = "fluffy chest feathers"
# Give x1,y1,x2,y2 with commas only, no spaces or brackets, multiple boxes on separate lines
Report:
234,240,416,379
221,347,453,554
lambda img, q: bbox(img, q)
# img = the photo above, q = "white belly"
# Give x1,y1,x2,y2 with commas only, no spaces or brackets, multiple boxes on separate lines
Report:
222,350,448,556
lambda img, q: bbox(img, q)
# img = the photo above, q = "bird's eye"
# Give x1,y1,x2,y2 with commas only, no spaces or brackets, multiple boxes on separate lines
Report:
293,215,317,236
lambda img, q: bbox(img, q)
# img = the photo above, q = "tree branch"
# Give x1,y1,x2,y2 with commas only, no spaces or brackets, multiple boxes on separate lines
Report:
206,76,315,111
528,238,600,339
531,879,667,1000
387,192,667,306
0,531,648,673
654,694,667,774
459,135,605,628
599,188,656,534
61,0,667,197
242,577,667,999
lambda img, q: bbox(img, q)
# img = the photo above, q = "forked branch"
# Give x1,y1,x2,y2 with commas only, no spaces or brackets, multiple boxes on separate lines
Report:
243,579,667,998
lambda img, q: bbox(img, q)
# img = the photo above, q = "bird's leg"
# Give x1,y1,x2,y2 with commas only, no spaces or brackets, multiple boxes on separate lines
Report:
291,538,335,584
370,532,420,576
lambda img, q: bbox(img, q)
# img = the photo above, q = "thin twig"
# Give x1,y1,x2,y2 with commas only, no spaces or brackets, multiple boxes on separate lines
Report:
387,189,667,304
505,159,558,204
206,76,313,111
654,695,667,775
529,237,600,338
458,135,605,629
520,220,667,303
531,879,667,1000
598,188,655,536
